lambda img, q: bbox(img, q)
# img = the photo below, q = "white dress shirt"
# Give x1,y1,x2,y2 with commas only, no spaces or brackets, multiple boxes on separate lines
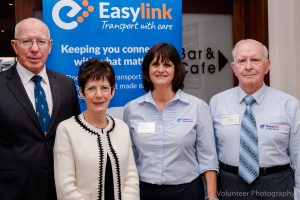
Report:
16,63,53,115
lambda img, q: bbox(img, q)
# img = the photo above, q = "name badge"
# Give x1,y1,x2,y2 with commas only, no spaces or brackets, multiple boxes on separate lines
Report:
222,114,240,125
137,122,155,133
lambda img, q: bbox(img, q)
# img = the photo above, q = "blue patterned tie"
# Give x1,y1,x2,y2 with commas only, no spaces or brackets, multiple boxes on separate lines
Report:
238,95,259,184
32,75,50,134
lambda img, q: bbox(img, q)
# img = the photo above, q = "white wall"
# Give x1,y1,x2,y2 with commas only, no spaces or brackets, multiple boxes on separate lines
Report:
268,0,300,99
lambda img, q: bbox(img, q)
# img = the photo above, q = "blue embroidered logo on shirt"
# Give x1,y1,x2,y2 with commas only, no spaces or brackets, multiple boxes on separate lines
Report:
259,124,280,130
177,118,193,122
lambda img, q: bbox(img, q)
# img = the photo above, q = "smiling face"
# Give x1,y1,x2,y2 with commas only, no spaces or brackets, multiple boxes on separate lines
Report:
80,77,115,115
11,18,52,74
149,56,175,91
231,40,270,94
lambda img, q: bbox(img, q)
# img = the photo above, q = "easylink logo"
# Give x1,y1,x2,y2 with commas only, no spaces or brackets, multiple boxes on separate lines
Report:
99,2,172,22
52,0,172,30
52,0,94,30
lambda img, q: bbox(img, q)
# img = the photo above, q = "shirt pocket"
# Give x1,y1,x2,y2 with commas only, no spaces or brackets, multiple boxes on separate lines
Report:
129,121,158,147
258,122,290,145
258,123,290,134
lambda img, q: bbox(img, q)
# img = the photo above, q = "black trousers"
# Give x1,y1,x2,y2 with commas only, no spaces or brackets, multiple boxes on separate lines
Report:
140,176,205,200
218,168,294,200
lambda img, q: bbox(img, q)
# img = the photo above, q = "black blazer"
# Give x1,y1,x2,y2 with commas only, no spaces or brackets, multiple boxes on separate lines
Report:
0,66,80,200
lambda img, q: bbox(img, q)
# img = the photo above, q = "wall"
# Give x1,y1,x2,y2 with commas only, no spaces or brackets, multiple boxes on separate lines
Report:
268,0,300,99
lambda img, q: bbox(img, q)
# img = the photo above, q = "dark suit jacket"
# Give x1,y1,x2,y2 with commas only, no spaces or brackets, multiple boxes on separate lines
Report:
0,65,80,200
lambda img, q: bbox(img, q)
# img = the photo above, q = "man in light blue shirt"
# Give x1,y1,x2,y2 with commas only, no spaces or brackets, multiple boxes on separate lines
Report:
209,39,300,200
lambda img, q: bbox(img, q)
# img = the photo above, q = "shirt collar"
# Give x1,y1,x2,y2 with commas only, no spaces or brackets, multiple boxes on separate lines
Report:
140,89,189,105
237,84,266,105
16,62,49,85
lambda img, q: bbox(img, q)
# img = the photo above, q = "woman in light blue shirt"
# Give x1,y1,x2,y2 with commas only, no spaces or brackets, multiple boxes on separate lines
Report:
123,43,219,200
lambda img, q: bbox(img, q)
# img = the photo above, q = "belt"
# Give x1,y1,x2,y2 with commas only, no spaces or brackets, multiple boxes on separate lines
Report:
219,161,291,176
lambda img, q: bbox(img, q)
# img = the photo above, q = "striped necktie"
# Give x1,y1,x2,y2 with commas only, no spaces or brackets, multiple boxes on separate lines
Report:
238,95,259,184
32,75,50,134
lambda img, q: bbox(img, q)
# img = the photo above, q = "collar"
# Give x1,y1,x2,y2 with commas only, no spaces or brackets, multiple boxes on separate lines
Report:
237,84,266,105
139,89,190,105
78,113,115,135
16,62,49,85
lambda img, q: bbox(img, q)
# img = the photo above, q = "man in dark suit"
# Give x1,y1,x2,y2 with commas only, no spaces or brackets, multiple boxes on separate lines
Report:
0,18,80,200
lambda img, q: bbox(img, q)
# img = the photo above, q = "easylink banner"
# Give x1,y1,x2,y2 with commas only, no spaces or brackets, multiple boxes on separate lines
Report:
43,0,182,110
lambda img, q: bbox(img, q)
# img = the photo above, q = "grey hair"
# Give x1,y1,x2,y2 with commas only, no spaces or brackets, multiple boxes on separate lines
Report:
232,39,268,61
14,18,51,38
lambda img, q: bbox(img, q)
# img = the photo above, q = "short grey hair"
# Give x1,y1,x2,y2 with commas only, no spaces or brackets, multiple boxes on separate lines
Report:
232,39,268,61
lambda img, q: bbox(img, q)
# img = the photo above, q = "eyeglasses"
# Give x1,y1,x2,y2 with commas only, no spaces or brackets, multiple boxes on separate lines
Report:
85,85,112,94
14,38,51,48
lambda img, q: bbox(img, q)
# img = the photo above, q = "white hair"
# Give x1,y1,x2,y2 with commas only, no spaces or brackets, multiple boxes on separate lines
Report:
232,39,268,60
